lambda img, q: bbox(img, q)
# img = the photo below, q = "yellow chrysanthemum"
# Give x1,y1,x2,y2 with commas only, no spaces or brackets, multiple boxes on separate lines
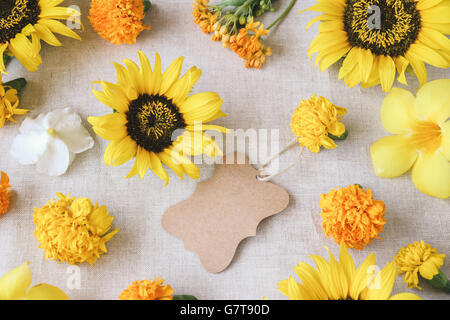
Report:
88,51,228,185
370,79,450,199
89,0,151,45
0,0,81,73
119,278,174,300
301,0,450,92
0,171,11,216
395,241,446,289
290,94,347,153
319,185,386,250
33,193,119,265
278,244,422,300
0,262,69,300
0,75,28,127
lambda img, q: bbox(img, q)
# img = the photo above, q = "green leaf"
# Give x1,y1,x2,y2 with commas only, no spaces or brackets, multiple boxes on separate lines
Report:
143,0,151,13
3,78,27,93
173,295,198,300
2,52,12,69
329,129,348,141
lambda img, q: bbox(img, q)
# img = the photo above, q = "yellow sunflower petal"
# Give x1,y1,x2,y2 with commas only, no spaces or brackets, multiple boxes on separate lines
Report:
370,135,418,178
181,92,223,124
411,152,450,199
149,152,169,184
360,262,396,300
349,253,376,300
160,57,184,95
414,79,450,123
135,147,151,179
389,292,422,300
293,262,329,300
405,53,427,86
38,19,81,40
158,151,185,180
378,55,396,92
0,262,31,300
380,88,417,134
25,283,69,300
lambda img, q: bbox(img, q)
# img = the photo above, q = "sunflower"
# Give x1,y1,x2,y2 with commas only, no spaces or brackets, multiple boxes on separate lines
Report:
0,0,81,73
278,244,422,300
301,0,450,92
88,51,228,185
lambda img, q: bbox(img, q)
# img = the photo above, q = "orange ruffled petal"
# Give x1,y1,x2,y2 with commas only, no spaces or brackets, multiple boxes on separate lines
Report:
119,278,174,300
0,171,11,215
319,184,386,250
89,0,150,45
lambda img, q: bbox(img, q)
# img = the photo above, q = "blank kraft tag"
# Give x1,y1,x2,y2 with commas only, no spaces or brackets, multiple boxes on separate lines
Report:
162,152,290,273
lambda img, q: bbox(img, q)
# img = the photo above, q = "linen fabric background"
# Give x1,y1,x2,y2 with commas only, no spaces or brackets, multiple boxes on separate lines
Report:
0,0,449,300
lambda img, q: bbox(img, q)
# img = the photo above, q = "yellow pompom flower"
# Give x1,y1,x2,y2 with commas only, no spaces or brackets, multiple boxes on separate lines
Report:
290,94,347,153
370,79,450,199
0,262,68,300
395,241,447,290
278,244,422,300
88,51,228,185
301,0,450,92
89,0,151,45
119,278,174,300
0,0,81,73
0,171,11,216
33,193,119,265
0,75,28,128
319,185,386,250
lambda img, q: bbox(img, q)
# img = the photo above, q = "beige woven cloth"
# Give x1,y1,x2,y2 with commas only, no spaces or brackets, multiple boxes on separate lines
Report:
0,0,448,300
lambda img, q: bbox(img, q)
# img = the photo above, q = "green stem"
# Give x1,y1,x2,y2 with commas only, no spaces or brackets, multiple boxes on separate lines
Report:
173,295,198,300
234,0,255,17
3,53,12,69
3,78,27,93
267,0,297,30
143,0,151,13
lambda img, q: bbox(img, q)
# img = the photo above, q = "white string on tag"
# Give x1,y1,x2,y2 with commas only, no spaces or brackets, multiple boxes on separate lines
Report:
257,138,304,182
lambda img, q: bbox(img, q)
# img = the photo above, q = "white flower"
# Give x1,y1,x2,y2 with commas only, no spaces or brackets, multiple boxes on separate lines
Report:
10,108,94,176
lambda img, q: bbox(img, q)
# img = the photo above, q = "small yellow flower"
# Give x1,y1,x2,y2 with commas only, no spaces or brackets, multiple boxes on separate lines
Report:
193,0,219,34
278,244,422,300
119,278,174,300
0,262,68,300
370,79,450,199
290,94,347,153
33,193,119,265
0,171,11,216
319,185,386,250
395,241,446,290
89,0,151,45
0,75,28,128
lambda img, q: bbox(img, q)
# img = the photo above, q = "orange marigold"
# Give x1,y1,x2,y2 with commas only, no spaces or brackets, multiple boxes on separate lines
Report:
89,0,151,45
119,278,174,300
0,171,11,215
319,184,386,250
230,18,272,69
193,0,219,34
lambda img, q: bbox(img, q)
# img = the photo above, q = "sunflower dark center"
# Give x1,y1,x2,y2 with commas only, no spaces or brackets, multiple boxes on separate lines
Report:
0,0,41,44
126,94,186,153
344,0,421,57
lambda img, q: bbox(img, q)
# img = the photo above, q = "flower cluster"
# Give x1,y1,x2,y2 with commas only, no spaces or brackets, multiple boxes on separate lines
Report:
33,194,119,265
290,95,347,153
192,0,290,68
0,75,28,128
319,185,386,250
0,171,11,216
89,0,151,45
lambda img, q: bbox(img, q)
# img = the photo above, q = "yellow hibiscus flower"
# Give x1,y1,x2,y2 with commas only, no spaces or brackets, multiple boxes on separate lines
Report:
370,79,450,199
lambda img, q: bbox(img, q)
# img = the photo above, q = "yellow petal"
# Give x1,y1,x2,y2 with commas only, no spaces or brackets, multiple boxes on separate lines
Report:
389,293,422,300
0,262,31,300
160,57,184,95
359,48,373,83
181,92,223,124
370,135,418,178
349,253,376,300
378,55,396,92
149,152,169,184
441,121,450,161
414,79,450,123
25,284,69,300
339,244,355,287
405,53,427,86
360,262,396,300
88,205,113,236
380,87,416,134
394,56,409,85
293,262,329,300
418,256,444,279
411,152,450,199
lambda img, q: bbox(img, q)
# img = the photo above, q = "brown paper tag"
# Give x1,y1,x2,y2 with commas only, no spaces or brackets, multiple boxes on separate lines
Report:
162,152,290,273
